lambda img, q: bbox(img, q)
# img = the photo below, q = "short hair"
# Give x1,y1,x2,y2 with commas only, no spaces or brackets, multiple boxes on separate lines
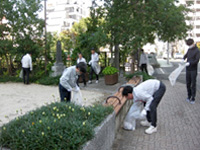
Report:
76,62,86,73
186,38,194,46
91,48,95,51
141,49,144,52
122,86,133,96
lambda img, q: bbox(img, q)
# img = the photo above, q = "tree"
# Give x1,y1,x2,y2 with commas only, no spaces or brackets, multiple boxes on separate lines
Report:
0,0,44,75
97,0,190,69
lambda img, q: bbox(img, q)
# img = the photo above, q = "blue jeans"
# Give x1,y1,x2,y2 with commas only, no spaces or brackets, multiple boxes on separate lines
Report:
59,84,71,102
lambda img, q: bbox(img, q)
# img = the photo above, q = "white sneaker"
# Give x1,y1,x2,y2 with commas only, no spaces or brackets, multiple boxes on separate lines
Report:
140,120,151,127
88,80,92,84
145,125,157,134
95,80,99,83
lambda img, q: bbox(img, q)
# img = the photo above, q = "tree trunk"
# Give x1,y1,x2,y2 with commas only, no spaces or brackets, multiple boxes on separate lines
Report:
109,42,113,66
4,54,11,74
114,43,120,70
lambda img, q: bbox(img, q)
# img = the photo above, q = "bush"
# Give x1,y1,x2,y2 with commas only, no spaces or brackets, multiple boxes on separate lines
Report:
102,66,118,75
0,103,113,150
125,71,154,81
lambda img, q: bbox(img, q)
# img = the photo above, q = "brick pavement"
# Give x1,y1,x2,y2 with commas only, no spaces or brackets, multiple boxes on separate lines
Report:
112,80,200,150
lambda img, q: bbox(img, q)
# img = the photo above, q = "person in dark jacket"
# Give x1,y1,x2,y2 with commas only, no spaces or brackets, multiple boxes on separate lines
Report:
183,38,200,104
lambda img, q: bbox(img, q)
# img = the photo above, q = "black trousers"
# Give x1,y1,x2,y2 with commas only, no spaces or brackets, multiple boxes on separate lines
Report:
140,64,148,74
77,73,86,86
186,70,197,100
23,67,30,84
89,67,99,81
146,82,166,127
59,84,71,102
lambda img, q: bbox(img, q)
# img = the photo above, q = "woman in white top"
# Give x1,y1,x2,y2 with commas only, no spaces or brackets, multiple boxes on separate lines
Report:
139,49,148,74
76,53,87,87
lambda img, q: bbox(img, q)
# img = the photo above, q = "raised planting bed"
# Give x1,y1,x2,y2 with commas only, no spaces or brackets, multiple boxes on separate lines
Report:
104,73,118,85
0,103,113,150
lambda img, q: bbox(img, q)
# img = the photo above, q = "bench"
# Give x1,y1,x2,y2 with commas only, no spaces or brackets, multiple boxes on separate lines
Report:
104,76,142,114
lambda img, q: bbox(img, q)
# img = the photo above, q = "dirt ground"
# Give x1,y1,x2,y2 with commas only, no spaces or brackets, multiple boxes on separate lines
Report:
0,83,107,126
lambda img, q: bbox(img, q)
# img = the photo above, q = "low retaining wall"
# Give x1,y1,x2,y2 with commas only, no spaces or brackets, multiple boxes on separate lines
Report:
82,112,116,150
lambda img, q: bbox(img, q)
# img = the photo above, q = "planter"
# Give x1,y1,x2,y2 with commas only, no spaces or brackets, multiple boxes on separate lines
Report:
104,73,118,85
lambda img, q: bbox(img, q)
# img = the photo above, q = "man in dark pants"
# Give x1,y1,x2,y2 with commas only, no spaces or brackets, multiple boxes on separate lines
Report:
76,53,87,87
122,79,166,134
88,48,99,84
21,53,32,84
183,38,200,104
139,49,148,74
59,63,86,102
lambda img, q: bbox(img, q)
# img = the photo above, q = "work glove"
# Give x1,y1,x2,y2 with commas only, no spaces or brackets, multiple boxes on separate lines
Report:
186,62,190,66
181,59,185,64
141,109,147,117
73,85,80,92
68,88,72,92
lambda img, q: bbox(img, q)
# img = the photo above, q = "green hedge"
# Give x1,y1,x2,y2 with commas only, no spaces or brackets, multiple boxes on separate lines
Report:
0,103,113,150
0,75,60,85
125,71,154,81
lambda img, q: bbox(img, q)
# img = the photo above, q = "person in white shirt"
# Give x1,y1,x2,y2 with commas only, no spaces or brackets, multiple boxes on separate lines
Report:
122,79,166,134
76,53,87,87
139,49,148,74
21,53,32,84
88,48,99,84
59,63,86,102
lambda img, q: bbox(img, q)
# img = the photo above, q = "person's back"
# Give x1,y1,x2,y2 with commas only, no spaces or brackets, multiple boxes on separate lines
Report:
21,54,32,69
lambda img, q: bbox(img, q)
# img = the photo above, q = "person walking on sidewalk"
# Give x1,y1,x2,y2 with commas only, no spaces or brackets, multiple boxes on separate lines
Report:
88,48,99,84
139,49,148,74
76,53,87,87
21,52,32,84
59,63,86,102
183,38,200,104
122,79,166,134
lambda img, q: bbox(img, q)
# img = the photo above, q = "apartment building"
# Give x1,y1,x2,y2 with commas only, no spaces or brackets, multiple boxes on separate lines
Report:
46,0,90,33
184,0,200,42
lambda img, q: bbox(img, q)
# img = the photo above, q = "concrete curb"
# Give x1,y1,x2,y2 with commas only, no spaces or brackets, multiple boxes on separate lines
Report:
82,112,116,150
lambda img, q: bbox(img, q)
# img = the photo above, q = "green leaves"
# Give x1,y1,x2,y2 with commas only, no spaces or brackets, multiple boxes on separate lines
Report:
102,66,119,75
0,103,113,149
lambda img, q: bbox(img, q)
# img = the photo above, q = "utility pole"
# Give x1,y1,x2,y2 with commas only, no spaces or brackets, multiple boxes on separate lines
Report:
167,42,169,65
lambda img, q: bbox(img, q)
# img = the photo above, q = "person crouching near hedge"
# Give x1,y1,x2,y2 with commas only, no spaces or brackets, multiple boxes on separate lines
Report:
122,79,166,134
59,63,86,102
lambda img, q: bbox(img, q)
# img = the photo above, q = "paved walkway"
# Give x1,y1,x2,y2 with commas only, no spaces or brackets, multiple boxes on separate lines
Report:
112,80,200,150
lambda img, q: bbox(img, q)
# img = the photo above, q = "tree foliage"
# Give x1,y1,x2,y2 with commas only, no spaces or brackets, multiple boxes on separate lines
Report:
0,0,44,74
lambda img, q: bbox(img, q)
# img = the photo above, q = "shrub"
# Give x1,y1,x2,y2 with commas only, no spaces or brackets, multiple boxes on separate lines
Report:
0,103,113,150
125,71,154,81
102,66,118,75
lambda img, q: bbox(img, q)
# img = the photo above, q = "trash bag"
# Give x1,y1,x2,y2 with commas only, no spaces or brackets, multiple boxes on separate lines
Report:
19,70,23,78
92,62,101,74
168,63,186,86
147,64,154,76
71,90,83,106
123,101,145,131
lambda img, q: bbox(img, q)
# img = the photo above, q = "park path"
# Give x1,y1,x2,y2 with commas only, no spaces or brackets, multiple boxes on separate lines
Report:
112,80,200,150
0,82,107,127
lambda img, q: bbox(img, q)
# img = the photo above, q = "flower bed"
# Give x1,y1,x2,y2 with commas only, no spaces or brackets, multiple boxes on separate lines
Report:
0,103,113,150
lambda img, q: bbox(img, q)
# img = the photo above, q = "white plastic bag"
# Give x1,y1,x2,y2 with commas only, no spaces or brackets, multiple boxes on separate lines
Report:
168,63,186,86
19,70,23,78
92,62,101,74
123,101,145,131
71,90,83,106
147,64,154,76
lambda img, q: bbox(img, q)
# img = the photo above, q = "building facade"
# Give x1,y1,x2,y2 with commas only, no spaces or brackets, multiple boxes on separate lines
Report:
184,0,200,42
46,0,90,33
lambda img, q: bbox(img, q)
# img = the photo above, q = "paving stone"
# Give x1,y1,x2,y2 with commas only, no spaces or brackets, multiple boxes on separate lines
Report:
112,80,200,150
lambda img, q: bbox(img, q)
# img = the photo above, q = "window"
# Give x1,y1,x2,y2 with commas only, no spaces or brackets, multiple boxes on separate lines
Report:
196,25,200,29
196,34,200,37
